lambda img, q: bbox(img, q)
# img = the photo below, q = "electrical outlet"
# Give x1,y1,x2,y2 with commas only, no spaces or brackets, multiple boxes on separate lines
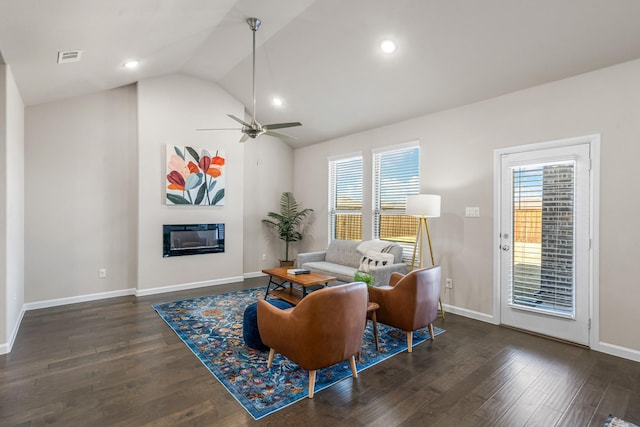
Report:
99,268,107,278
262,253,267,261
445,278,453,289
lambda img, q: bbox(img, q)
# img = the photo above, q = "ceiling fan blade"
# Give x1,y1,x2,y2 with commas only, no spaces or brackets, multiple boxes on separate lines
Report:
265,129,297,141
196,128,241,131
239,133,250,143
228,114,252,127
263,122,302,130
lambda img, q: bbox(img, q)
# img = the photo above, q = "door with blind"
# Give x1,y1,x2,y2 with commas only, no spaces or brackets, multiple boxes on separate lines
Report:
499,143,591,345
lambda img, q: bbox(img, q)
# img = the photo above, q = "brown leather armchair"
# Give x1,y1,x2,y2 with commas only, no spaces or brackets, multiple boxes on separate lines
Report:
257,282,368,398
368,266,441,353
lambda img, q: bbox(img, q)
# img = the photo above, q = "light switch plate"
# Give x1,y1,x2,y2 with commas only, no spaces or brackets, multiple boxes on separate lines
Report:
465,207,480,217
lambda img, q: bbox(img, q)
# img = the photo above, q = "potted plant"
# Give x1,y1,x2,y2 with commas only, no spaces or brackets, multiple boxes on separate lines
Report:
262,192,314,267
354,271,374,288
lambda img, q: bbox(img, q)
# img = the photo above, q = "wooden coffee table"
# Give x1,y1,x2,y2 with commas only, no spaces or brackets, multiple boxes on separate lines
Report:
262,267,337,305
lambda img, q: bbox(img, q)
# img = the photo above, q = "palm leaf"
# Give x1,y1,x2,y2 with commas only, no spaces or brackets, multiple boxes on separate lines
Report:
262,192,314,260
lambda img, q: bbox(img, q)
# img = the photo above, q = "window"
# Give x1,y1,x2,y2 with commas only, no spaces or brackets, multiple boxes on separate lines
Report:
373,142,420,260
511,161,576,316
329,155,363,240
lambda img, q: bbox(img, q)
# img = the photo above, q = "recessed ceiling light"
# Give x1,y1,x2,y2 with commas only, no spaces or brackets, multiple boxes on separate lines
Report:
123,60,139,69
380,40,397,54
272,97,284,107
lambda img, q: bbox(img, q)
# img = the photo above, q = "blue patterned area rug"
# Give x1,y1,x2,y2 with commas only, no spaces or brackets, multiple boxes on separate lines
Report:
604,415,639,427
153,286,445,420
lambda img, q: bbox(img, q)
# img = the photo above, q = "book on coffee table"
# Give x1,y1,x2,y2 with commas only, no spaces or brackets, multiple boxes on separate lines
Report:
286,268,310,275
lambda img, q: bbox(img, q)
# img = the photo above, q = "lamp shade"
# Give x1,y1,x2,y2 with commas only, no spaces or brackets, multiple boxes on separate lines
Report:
406,194,441,218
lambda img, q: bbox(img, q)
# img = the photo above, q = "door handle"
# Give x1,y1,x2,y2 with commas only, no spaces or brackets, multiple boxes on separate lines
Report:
501,245,510,251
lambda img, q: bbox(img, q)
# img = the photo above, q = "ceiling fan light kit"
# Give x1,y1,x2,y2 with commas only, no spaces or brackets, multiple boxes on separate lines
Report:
197,17,302,143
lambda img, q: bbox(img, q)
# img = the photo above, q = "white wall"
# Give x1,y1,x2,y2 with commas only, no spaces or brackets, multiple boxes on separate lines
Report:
21,72,295,305
4,65,24,349
243,136,294,274
294,59,640,355
0,65,6,347
25,85,138,303
0,65,24,353
136,74,245,292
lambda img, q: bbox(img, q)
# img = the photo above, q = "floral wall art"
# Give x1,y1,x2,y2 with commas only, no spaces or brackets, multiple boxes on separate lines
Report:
166,145,225,205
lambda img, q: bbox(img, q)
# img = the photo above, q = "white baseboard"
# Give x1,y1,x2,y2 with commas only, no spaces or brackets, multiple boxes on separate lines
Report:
135,275,244,297
22,275,246,309
0,306,26,355
592,341,640,363
243,271,267,279
443,303,497,324
24,288,137,311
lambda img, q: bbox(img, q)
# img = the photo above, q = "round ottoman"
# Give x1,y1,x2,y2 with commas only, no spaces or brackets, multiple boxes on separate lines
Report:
243,299,293,351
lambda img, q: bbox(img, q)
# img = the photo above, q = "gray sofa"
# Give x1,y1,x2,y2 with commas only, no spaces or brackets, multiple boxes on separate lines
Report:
297,239,409,287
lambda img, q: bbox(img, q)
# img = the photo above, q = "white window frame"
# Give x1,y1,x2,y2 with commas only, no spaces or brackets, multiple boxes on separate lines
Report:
372,141,420,259
328,153,363,241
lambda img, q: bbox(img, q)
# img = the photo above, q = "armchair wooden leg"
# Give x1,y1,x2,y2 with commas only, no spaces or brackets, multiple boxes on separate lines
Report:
349,355,358,378
406,331,413,353
308,370,316,398
428,323,435,340
439,297,445,319
267,348,275,368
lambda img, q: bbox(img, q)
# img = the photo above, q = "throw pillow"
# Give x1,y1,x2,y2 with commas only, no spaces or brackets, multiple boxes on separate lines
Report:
358,251,395,272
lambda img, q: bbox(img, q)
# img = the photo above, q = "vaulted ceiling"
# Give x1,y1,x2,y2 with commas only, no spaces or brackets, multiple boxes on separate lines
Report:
2,0,640,147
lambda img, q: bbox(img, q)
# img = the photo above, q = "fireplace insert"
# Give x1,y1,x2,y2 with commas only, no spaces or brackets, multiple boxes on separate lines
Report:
163,224,225,257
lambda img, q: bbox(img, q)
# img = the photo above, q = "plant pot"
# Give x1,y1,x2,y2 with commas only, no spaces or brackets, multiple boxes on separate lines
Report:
279,260,295,268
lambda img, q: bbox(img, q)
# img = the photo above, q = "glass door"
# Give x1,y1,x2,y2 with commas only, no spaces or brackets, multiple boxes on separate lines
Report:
499,143,591,345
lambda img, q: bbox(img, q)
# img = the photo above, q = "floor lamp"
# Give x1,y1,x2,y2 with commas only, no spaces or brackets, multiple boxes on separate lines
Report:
406,194,444,318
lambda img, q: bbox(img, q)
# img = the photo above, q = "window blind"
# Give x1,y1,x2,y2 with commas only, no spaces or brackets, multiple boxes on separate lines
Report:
511,161,576,317
372,143,420,261
329,156,363,240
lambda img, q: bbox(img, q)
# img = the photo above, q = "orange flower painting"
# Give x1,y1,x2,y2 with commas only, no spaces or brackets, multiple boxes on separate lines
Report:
166,145,225,205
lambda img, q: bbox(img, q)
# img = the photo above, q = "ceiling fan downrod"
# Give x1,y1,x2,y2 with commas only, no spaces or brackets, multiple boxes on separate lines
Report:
247,17,261,126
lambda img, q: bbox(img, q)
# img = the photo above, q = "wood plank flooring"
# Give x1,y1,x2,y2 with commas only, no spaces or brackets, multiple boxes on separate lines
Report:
1,278,639,426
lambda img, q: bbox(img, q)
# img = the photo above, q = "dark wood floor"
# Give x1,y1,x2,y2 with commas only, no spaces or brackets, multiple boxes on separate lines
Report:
1,278,639,427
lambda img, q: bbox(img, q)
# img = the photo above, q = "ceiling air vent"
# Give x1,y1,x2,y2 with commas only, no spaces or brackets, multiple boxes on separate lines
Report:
57,50,82,64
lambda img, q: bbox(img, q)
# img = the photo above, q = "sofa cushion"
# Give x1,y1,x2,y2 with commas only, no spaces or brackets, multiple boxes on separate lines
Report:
358,251,395,272
388,244,404,264
325,240,361,268
300,261,358,283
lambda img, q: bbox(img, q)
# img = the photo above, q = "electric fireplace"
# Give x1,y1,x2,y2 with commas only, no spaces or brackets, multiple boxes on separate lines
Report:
163,224,225,257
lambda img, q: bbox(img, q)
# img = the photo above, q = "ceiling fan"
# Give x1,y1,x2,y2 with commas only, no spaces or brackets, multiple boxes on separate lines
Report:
197,17,302,143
